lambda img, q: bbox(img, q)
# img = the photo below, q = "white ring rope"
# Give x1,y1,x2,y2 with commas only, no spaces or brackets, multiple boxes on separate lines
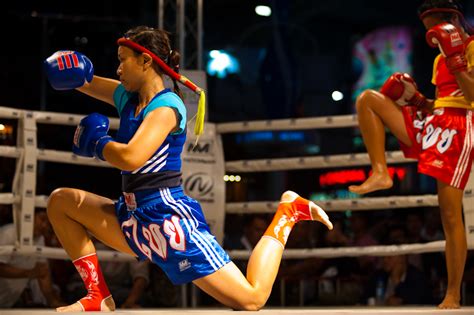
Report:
226,151,414,172
0,193,17,205
226,195,439,214
34,111,120,130
0,106,458,262
0,106,415,172
0,241,451,262
229,240,449,260
0,145,22,158
1,145,413,172
216,115,358,133
0,245,136,262
6,194,437,212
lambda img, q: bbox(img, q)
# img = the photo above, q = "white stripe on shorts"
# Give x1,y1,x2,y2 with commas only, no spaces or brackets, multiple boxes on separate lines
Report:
163,188,225,267
159,188,224,270
451,111,472,188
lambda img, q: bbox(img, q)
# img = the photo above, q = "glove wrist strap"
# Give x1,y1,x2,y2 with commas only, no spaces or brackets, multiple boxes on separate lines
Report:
94,136,113,161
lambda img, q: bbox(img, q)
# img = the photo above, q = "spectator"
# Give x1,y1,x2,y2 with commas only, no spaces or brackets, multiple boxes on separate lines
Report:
363,254,432,306
0,209,64,308
362,224,432,306
225,215,269,251
224,215,270,274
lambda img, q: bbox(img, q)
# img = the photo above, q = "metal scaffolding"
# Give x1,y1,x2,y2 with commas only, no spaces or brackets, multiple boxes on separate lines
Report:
158,0,203,70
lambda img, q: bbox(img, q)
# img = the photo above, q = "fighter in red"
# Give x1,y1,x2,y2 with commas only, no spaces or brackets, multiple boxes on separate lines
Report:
349,0,474,309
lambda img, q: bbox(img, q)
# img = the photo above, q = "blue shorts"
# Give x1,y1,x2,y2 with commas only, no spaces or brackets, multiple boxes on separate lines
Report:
115,186,230,285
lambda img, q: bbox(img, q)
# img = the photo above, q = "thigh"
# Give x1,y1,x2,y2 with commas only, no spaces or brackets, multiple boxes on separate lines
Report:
193,262,254,309
372,92,412,145
55,188,136,257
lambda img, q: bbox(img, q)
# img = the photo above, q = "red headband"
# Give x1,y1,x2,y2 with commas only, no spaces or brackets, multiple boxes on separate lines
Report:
419,8,462,20
117,37,202,94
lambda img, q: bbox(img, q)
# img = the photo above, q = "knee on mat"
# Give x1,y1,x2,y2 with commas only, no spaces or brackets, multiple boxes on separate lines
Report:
236,294,267,311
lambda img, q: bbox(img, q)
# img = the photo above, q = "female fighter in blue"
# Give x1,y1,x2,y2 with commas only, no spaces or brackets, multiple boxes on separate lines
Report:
44,26,333,312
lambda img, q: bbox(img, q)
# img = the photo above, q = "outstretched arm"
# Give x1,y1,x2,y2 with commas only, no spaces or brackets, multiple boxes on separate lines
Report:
76,75,120,107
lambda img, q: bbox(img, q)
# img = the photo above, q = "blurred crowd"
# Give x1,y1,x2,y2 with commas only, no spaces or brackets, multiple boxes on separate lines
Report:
223,208,474,307
0,203,473,308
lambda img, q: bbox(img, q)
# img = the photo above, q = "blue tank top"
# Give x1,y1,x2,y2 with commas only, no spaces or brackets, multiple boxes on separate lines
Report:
113,84,187,192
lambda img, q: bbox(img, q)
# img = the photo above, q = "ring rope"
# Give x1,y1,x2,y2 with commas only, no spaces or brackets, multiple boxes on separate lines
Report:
0,145,22,158
0,193,17,204
225,151,414,172
226,195,439,214
2,240,470,262
7,194,437,212
0,145,413,172
216,115,358,133
1,106,357,132
0,106,454,263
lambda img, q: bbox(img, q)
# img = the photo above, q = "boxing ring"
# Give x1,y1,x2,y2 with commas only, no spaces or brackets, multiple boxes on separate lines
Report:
0,105,474,314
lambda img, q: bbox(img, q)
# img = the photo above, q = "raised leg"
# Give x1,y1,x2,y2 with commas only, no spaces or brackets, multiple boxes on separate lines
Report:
349,90,411,194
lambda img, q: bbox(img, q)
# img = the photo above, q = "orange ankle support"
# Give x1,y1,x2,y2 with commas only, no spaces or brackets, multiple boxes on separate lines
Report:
264,196,312,247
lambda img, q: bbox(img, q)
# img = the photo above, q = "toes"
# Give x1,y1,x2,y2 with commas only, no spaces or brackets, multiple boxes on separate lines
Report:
281,190,299,202
311,203,333,230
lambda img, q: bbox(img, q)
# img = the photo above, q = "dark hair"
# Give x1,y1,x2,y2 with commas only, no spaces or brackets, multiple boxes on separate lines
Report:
124,26,183,99
418,0,462,21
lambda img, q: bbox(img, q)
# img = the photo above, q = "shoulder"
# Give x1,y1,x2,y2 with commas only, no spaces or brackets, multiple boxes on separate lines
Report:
465,36,474,50
465,37,474,55
145,90,187,134
151,91,185,108
145,91,186,120
433,54,442,67
113,84,136,116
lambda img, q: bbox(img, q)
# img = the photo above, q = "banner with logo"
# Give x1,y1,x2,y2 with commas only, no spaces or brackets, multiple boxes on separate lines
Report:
181,123,226,244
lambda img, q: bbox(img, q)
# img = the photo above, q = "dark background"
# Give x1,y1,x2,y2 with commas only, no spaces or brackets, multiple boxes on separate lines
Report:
1,0,473,200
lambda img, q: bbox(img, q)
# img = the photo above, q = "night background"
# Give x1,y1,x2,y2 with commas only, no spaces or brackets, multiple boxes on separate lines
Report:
2,0,465,200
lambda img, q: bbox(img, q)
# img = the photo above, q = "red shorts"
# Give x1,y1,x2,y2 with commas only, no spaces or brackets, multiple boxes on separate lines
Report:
399,106,474,189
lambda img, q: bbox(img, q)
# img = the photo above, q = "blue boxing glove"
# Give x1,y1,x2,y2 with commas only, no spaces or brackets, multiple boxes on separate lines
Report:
44,51,94,90
73,113,114,161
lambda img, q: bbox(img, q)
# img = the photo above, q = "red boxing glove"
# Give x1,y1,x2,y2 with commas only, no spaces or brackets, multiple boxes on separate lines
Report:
380,72,427,108
426,23,467,74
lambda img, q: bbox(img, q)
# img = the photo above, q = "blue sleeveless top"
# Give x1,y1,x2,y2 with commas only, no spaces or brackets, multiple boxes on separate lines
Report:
113,84,187,192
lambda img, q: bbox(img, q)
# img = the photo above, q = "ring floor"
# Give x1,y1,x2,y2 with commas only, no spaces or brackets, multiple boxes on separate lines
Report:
1,307,474,315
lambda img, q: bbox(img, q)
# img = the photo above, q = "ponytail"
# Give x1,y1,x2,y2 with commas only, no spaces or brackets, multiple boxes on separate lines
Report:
168,50,184,100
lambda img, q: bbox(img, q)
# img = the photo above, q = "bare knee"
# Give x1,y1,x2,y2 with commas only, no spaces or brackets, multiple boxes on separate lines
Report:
47,187,75,220
441,210,464,233
235,292,267,311
355,89,380,113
